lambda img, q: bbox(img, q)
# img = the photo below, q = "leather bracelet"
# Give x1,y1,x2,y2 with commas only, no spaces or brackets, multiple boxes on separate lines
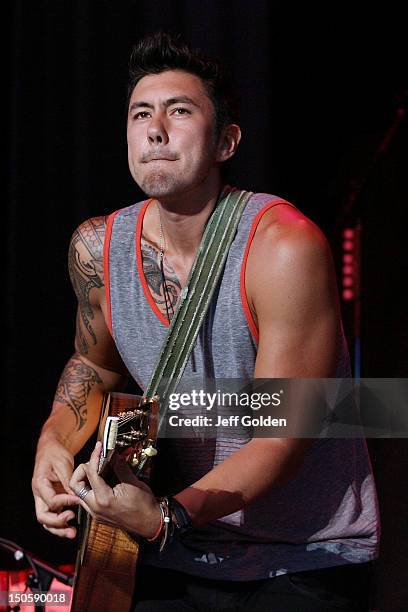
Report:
146,497,192,551
168,497,193,536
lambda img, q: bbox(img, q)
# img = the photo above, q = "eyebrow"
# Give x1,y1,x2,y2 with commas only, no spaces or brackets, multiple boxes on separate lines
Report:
129,96,200,113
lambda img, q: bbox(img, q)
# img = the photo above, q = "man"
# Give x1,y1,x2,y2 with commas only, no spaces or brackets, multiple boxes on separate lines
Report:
32,33,379,610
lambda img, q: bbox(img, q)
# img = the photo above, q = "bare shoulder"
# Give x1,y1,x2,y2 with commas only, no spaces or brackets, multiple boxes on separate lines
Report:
246,204,339,324
248,204,333,282
249,205,342,377
69,216,107,268
68,216,107,305
256,203,329,254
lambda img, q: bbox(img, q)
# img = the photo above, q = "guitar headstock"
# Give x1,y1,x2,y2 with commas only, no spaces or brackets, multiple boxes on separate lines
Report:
98,394,159,478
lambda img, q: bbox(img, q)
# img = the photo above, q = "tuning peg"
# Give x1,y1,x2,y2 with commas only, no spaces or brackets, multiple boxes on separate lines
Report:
121,435,133,442
141,445,158,458
130,453,139,467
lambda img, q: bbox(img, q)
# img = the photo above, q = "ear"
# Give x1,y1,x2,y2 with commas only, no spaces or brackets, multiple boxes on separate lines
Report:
216,124,242,163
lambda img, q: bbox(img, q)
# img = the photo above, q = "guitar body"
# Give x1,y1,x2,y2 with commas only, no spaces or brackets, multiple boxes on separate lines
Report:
70,391,159,612
70,521,140,611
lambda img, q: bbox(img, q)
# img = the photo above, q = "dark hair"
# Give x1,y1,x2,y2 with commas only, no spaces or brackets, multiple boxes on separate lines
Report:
127,32,239,137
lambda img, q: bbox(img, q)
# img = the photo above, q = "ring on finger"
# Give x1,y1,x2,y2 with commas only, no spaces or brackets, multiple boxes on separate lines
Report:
77,486,91,501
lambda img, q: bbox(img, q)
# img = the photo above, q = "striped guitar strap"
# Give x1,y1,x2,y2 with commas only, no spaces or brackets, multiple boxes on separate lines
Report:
144,188,253,431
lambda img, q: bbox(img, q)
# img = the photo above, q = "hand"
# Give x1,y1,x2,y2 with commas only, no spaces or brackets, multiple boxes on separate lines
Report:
32,436,80,538
69,441,161,539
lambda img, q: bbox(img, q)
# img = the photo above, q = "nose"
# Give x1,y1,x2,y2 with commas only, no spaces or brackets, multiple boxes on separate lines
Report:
147,114,169,146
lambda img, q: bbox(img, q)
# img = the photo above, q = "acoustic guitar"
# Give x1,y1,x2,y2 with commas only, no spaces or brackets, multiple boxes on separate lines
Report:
70,390,159,612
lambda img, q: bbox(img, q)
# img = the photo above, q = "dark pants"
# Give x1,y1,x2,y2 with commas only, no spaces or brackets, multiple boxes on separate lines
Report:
132,562,373,611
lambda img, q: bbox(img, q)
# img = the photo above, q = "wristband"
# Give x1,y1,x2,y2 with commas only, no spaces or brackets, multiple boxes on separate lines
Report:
146,506,163,542
146,498,171,552
169,497,193,536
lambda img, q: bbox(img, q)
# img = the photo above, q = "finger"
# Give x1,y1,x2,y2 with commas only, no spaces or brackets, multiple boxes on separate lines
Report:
52,462,74,493
36,493,77,521
89,440,103,473
76,494,95,515
35,478,80,509
70,463,88,484
71,480,97,512
83,443,112,499
69,465,89,493
37,506,77,529
34,477,62,506
43,523,77,539
66,469,97,515
70,479,89,496
49,493,80,511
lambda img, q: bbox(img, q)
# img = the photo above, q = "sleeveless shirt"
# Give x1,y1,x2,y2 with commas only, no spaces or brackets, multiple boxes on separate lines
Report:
103,191,380,580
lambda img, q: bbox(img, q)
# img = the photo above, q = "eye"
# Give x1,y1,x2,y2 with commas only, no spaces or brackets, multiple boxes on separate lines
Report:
132,111,151,120
172,107,191,116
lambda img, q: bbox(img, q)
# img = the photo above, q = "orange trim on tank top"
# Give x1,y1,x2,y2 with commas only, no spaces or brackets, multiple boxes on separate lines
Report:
135,199,170,327
103,209,121,335
240,199,295,344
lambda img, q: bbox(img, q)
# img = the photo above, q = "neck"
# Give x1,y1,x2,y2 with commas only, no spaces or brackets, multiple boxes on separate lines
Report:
145,175,226,258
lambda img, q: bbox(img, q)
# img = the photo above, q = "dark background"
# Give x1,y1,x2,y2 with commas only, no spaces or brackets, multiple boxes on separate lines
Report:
4,1,408,609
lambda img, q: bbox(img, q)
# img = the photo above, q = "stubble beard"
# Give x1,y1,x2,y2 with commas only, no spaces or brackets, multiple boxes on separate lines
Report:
139,170,182,198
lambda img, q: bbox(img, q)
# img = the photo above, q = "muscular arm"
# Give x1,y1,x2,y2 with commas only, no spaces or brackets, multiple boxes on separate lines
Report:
175,207,343,525
33,216,128,536
39,216,128,453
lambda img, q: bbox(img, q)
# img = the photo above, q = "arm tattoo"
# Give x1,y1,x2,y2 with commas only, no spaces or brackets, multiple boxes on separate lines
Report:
55,354,102,430
69,217,106,353
76,309,88,355
141,238,182,316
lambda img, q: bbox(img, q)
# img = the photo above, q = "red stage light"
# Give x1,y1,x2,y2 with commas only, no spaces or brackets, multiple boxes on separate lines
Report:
342,288,354,300
342,228,355,239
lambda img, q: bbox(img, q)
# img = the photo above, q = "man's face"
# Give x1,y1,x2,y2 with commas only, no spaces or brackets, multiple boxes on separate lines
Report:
127,69,220,199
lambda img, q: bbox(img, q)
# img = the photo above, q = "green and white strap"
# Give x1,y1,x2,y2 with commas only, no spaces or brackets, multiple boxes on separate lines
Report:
144,189,252,417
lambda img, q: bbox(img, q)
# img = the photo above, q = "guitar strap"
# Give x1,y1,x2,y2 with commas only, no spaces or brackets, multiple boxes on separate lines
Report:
144,188,253,429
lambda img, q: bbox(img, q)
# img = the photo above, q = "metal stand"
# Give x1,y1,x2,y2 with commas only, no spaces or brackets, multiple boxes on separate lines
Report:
0,538,73,612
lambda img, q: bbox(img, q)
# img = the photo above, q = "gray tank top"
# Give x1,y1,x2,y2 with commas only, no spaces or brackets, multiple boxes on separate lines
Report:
104,192,379,580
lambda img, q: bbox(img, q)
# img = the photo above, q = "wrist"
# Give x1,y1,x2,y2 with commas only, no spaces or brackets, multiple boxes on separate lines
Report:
38,427,68,447
37,431,63,456
144,496,193,551
145,500,163,540
145,498,172,551
36,431,74,467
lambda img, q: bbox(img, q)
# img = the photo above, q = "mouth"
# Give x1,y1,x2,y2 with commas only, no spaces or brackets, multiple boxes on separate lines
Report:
147,158,174,162
141,153,179,163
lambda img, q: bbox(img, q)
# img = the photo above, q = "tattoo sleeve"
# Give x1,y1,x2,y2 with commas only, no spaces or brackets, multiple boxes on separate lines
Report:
55,354,102,430
68,217,106,353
